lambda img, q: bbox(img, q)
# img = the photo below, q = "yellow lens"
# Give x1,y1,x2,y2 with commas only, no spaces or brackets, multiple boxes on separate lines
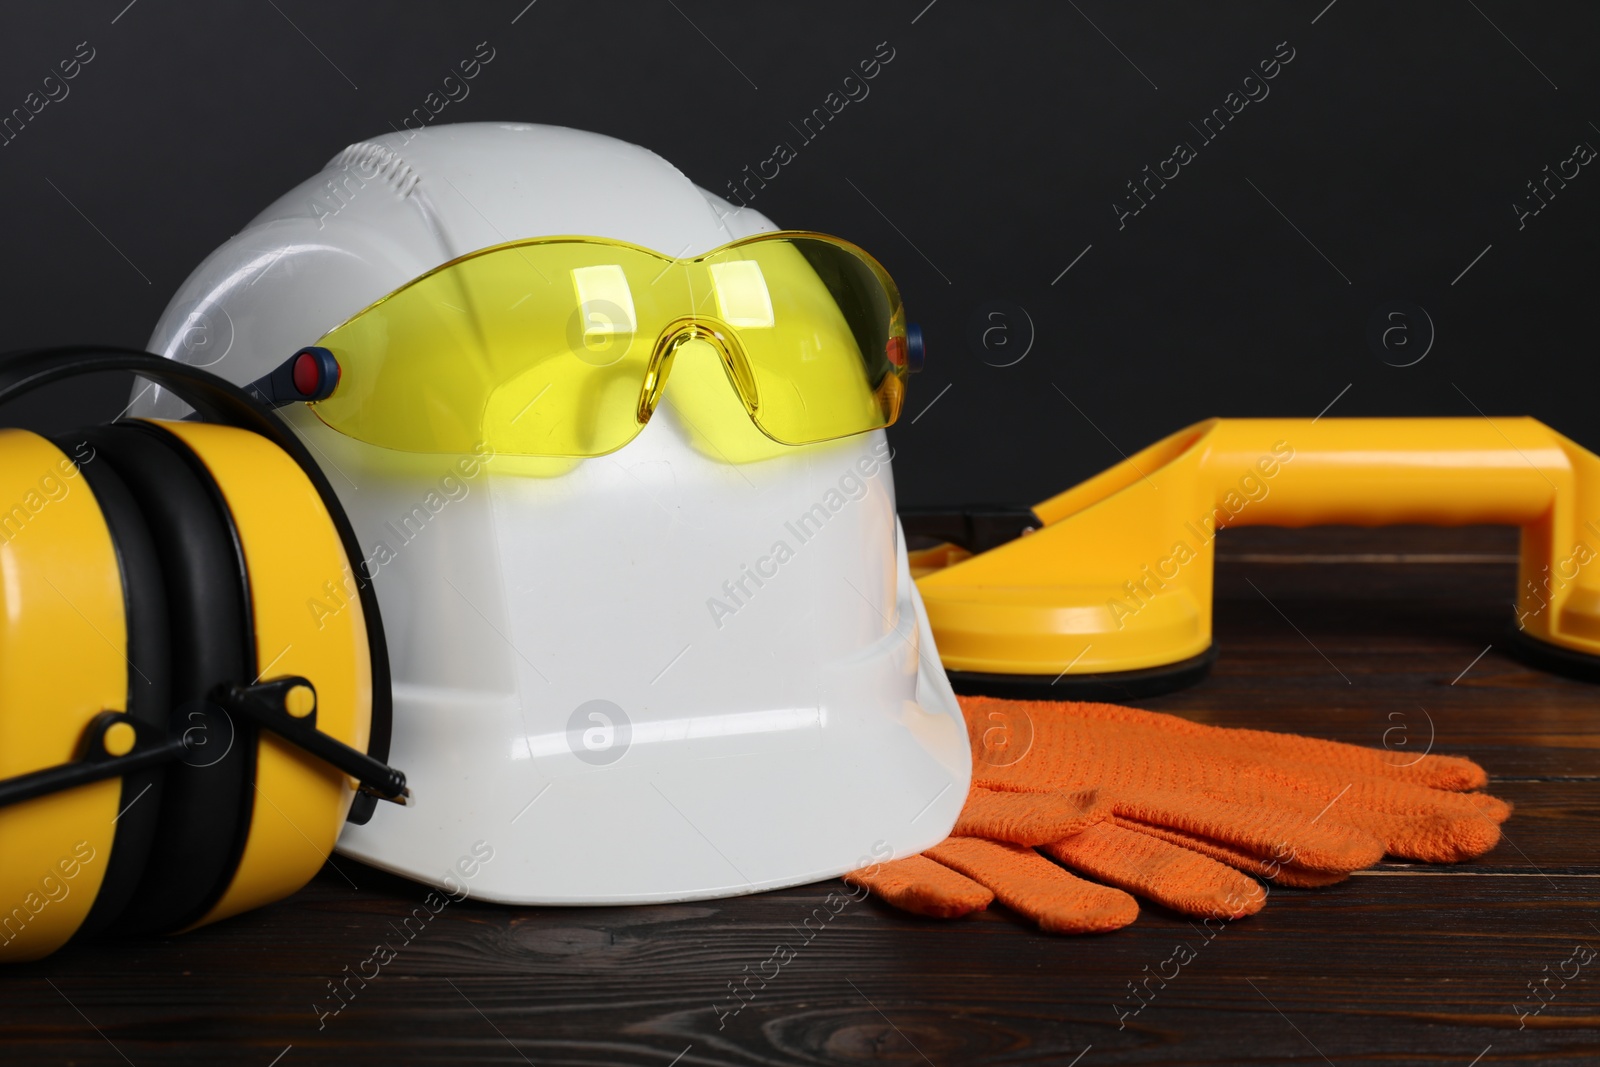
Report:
308,233,905,457
700,235,904,446
314,241,688,456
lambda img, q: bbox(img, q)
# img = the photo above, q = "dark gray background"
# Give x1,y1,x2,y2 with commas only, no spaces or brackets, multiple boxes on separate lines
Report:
2,0,1595,507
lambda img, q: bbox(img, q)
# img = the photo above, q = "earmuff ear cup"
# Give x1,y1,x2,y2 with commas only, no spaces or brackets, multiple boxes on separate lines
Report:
150,419,374,928
49,434,173,942
154,419,373,924
0,349,393,960
0,431,143,961
74,422,258,935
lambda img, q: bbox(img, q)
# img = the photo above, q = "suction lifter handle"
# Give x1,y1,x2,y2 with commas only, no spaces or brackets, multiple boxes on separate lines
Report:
1169,418,1579,529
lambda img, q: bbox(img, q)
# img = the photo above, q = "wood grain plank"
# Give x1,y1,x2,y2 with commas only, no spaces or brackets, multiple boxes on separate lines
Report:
5,874,1596,1066
2,526,1596,1066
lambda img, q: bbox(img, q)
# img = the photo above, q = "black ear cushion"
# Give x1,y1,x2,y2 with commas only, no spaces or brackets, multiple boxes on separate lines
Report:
74,423,258,935
47,435,172,941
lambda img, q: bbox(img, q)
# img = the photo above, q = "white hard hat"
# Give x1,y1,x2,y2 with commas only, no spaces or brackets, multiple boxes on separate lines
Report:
132,122,967,904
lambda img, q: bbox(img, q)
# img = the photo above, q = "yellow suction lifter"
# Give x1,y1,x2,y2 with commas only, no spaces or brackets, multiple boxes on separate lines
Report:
906,417,1600,697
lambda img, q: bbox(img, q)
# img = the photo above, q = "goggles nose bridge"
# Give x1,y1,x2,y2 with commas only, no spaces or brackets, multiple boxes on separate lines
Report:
636,316,760,426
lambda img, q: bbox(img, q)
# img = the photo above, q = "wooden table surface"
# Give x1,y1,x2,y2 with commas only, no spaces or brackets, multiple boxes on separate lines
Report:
4,526,1597,1066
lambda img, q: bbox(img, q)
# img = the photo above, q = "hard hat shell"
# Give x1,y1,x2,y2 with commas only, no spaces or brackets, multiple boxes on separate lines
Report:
133,122,968,904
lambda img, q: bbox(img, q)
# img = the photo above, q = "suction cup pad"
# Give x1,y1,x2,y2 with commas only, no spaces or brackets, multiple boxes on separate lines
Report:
944,646,1218,702
1504,625,1600,683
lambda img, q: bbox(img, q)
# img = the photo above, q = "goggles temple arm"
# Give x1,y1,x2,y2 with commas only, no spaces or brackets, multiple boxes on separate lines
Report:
246,347,341,408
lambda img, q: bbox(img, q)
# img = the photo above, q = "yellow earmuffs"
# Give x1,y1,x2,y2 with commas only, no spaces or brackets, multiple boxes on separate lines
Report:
0,347,405,962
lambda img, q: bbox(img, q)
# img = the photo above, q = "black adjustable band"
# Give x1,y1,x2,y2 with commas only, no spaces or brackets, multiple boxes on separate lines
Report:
899,505,1041,553
0,713,191,809
219,678,408,803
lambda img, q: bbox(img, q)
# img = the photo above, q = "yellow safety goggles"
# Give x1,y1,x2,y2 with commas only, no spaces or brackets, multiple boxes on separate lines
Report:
250,231,922,457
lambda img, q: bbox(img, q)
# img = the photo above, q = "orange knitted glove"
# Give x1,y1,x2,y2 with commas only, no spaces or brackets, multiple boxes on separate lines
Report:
846,696,1511,933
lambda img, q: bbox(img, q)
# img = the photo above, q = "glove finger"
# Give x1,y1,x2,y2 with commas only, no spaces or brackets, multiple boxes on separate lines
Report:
1222,773,1513,863
1113,787,1388,873
1290,775,1511,825
926,836,1139,934
1187,722,1493,792
1042,822,1266,919
1114,817,1351,888
953,785,1110,846
1226,754,1513,823
842,854,993,919
1309,796,1509,863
